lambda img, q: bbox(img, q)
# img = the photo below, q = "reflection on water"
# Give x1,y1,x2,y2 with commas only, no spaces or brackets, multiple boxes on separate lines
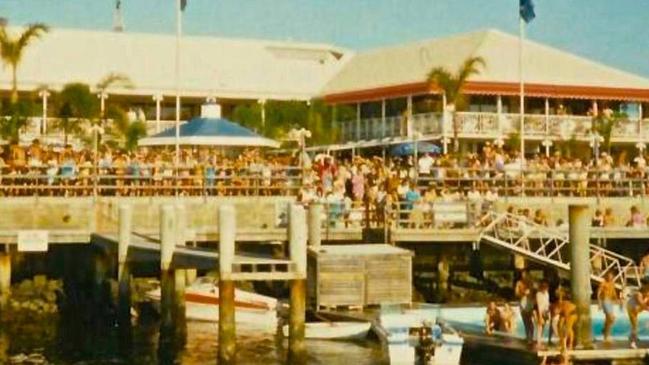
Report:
0,313,385,365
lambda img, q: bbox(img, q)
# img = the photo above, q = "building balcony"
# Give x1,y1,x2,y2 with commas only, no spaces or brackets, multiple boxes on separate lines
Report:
335,112,649,146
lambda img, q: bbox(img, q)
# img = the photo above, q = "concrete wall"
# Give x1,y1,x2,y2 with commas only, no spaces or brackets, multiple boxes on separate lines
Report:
493,197,649,227
0,196,295,234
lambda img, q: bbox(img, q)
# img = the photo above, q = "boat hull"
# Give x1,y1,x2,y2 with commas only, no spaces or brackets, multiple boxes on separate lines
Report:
281,322,371,340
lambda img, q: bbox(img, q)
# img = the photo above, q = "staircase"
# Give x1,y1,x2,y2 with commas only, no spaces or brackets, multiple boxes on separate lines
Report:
478,211,641,290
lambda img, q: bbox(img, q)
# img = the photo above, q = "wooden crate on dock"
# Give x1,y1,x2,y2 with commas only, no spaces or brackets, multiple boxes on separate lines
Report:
308,244,413,309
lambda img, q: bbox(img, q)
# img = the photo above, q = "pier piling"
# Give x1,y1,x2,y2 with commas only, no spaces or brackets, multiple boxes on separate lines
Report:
159,204,176,342
308,203,322,248
174,204,187,341
218,205,236,365
569,204,593,349
0,248,10,306
288,204,307,364
117,204,132,329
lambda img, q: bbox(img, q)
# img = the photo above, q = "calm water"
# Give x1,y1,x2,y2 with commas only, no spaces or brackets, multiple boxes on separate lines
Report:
3,304,648,364
0,313,385,365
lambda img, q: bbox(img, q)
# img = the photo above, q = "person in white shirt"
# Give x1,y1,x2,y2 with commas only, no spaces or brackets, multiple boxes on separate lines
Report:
418,153,435,176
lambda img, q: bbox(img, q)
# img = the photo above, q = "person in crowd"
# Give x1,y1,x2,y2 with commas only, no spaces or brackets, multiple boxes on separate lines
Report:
603,208,616,227
639,250,649,282
626,206,645,228
552,294,577,352
597,271,619,343
592,209,605,227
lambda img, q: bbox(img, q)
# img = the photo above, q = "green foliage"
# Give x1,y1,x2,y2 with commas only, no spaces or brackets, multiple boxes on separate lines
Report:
0,100,35,143
124,121,147,151
593,111,627,153
427,56,486,152
504,131,520,153
96,72,134,92
0,23,49,103
55,83,99,144
230,99,338,145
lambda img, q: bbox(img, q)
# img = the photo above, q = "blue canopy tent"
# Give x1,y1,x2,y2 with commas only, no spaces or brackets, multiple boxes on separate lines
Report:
390,141,441,156
139,115,279,148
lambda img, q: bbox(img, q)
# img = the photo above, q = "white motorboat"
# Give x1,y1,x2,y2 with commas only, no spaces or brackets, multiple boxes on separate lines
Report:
145,277,278,331
281,321,371,340
376,305,464,365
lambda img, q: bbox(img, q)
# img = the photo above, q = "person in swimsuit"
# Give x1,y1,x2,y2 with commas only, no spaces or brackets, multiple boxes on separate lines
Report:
597,272,619,342
640,250,649,282
552,296,577,351
515,270,535,342
485,301,502,334
627,285,649,349
533,281,551,346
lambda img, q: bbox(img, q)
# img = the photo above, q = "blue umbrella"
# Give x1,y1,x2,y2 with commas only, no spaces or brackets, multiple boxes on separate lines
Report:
389,141,441,156
139,116,279,148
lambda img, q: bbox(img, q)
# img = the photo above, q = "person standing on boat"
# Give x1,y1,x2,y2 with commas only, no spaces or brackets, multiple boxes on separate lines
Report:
515,270,535,343
597,272,619,343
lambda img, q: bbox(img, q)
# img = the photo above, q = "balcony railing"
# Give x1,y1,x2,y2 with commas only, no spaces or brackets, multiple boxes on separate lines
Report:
336,112,648,144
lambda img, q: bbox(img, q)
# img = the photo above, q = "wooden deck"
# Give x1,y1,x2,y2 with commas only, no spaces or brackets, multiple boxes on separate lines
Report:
91,233,300,281
457,326,649,365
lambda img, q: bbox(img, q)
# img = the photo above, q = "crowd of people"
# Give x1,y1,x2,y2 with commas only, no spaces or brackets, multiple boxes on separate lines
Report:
0,140,301,196
484,270,649,354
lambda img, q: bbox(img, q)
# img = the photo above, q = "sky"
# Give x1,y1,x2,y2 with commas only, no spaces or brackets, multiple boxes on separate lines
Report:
1,0,648,78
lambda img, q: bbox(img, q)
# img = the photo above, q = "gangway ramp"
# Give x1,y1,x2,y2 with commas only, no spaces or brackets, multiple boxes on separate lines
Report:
478,212,641,290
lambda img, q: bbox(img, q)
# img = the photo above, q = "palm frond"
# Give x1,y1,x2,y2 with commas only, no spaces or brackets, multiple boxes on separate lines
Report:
456,56,486,85
16,23,49,51
97,72,134,91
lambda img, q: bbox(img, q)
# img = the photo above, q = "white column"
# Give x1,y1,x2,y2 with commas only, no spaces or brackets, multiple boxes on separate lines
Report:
258,99,267,133
544,98,551,157
406,95,413,138
496,95,503,133
442,93,449,154
381,99,386,138
38,89,50,135
356,103,361,141
153,94,163,133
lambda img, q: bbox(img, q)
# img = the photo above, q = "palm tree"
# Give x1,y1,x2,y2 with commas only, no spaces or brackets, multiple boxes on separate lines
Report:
96,72,134,121
56,83,100,145
426,56,485,153
0,23,49,104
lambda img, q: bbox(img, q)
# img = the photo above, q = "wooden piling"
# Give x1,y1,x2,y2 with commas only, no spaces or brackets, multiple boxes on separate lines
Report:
0,248,11,306
569,204,593,349
308,203,322,248
218,205,236,365
289,204,307,364
159,204,176,341
174,203,187,341
117,204,132,329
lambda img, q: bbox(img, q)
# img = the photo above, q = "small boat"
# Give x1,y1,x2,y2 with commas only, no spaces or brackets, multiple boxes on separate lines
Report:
281,321,371,340
376,305,464,365
145,277,278,331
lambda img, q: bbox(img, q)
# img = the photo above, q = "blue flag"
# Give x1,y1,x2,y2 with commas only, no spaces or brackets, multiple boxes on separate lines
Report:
520,0,535,23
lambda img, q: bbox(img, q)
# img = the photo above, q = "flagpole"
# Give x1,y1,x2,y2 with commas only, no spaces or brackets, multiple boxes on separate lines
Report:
519,16,525,168
175,0,182,194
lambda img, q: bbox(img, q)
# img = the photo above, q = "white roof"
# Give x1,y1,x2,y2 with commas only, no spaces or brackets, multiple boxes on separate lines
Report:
0,27,351,100
321,29,649,98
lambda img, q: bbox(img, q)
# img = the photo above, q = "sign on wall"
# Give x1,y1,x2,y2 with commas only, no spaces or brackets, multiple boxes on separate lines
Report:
17,231,49,252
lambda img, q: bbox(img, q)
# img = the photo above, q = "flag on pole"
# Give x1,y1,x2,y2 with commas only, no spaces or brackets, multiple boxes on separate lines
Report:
520,0,535,23
181,0,188,11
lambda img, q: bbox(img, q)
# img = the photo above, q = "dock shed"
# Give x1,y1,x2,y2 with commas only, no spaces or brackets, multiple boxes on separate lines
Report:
307,244,413,309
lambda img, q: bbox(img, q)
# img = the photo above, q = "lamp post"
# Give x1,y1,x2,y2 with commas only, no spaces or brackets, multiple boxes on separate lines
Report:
542,138,553,157
98,91,109,126
38,89,50,135
90,125,105,198
258,99,267,133
288,128,312,173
